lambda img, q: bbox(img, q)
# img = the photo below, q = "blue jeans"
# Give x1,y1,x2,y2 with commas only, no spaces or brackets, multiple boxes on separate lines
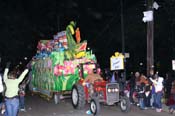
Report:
19,96,25,109
155,92,163,109
5,98,19,116
144,92,151,107
129,88,135,103
150,93,156,107
139,98,145,109
169,104,175,110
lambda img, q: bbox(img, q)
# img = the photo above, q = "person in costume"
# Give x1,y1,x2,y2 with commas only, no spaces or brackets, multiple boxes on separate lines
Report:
84,69,103,84
75,27,81,43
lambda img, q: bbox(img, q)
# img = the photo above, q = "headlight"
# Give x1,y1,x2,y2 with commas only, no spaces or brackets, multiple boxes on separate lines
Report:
112,89,115,92
108,89,111,93
82,82,86,86
115,88,119,92
108,88,119,92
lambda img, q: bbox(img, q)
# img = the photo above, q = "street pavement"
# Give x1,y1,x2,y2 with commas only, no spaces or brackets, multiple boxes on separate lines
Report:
18,94,171,116
162,104,169,112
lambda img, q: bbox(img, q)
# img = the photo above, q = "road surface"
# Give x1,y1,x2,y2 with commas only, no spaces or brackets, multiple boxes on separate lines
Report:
19,94,169,116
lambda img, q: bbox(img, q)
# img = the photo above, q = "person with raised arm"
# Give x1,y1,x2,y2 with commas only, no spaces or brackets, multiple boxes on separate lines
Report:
3,62,29,116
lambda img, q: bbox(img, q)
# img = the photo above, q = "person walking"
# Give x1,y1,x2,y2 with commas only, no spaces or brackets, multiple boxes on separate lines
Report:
3,62,29,116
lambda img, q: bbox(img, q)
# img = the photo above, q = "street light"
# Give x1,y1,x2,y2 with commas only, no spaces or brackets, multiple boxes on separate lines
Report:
140,62,143,66
24,57,28,60
19,61,22,65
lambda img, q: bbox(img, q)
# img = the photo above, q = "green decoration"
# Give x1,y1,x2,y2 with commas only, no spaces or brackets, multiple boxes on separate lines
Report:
31,21,97,93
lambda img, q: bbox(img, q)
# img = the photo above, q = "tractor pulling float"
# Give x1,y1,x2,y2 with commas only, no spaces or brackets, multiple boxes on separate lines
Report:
71,53,130,115
29,21,130,115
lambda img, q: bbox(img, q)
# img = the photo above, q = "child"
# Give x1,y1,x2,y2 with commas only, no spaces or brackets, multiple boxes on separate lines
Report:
19,82,26,111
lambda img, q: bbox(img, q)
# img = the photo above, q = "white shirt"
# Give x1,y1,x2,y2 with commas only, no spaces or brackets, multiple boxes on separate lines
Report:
0,74,4,93
150,77,164,92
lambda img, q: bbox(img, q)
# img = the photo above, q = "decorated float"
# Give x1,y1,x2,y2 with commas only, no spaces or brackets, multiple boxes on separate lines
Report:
30,21,97,103
30,22,131,114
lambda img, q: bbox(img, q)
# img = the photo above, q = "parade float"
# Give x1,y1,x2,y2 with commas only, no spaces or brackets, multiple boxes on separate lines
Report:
30,21,130,115
30,21,97,103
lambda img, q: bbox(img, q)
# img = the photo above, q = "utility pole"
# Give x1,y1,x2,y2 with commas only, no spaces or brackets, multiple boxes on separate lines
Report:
120,0,126,82
121,0,125,56
146,0,154,76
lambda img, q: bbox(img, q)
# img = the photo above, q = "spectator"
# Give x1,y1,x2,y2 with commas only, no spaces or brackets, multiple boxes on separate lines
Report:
139,73,151,108
164,72,173,100
139,74,149,85
3,62,29,116
19,72,31,112
137,82,146,110
19,82,26,112
129,72,140,104
148,69,156,109
113,71,120,82
144,84,151,108
0,71,5,115
150,74,164,112
103,69,112,81
168,80,175,113
150,77,156,109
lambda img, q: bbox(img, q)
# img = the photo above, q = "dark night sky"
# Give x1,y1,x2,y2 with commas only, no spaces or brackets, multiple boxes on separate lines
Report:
0,0,175,75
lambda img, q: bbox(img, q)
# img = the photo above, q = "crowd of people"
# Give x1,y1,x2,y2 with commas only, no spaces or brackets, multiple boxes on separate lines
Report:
127,70,164,112
0,61,174,115
104,68,175,113
125,69,175,113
